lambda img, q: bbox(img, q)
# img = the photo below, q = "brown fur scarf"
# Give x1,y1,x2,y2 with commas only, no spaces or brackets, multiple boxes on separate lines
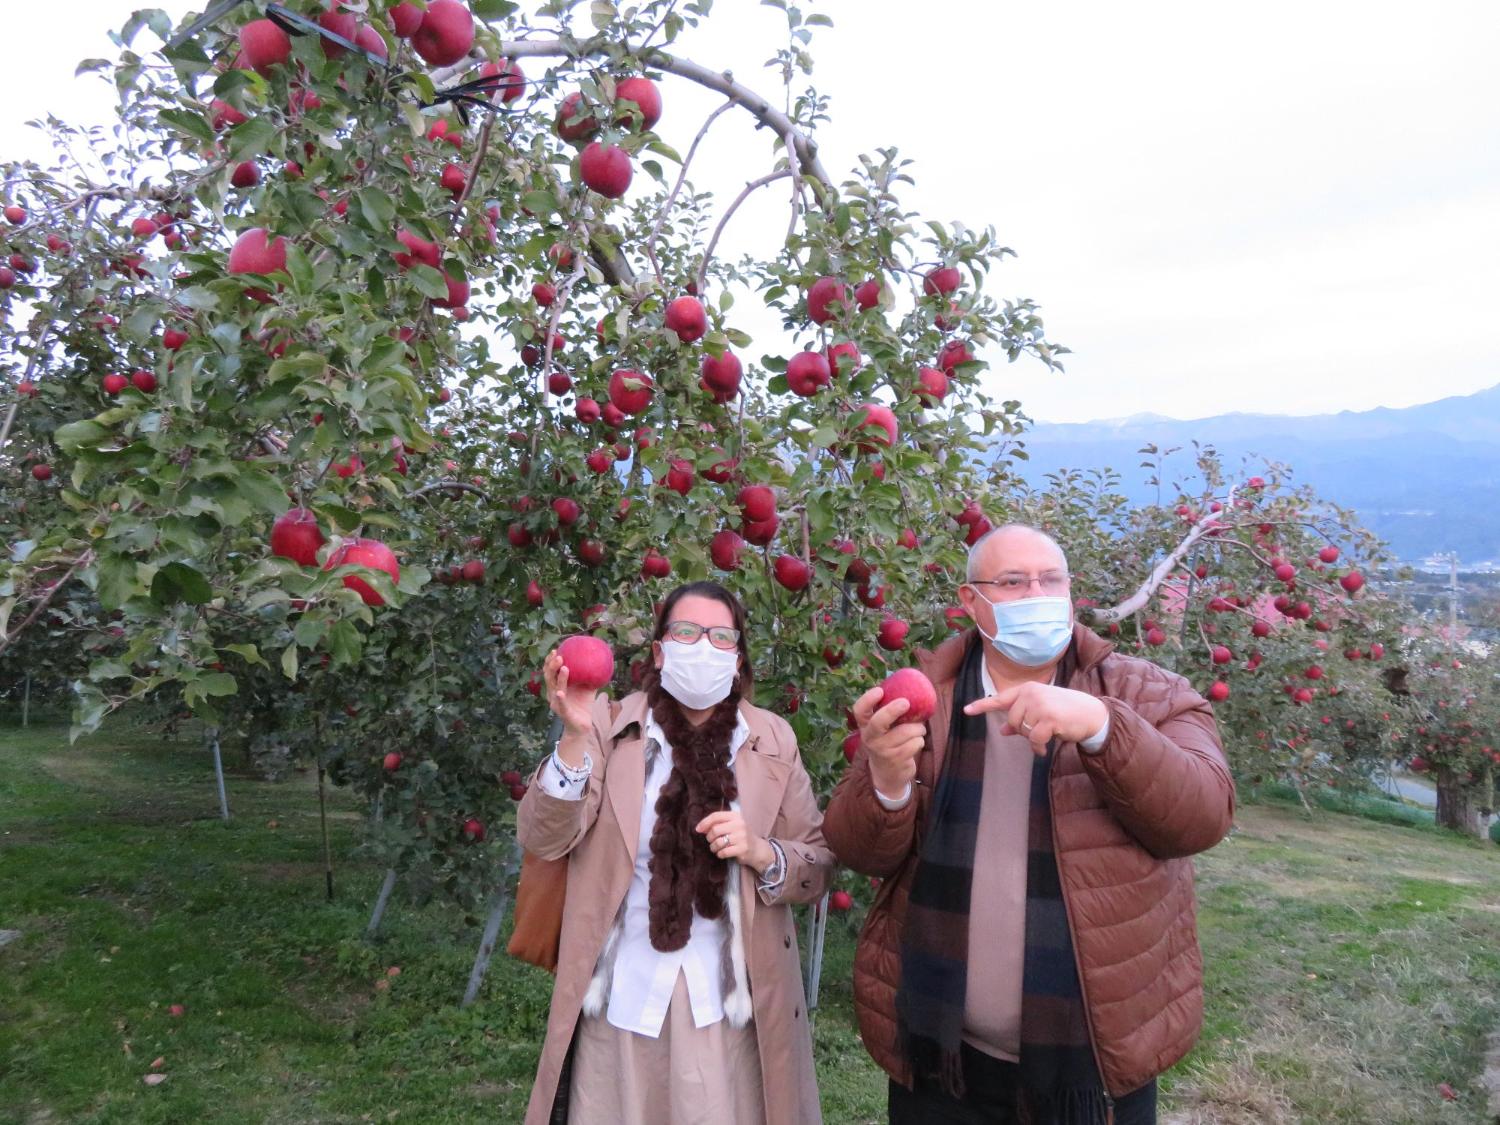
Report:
644,681,742,953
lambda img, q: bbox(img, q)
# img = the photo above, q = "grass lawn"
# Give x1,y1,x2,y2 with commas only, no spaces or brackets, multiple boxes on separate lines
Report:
2,721,1499,1123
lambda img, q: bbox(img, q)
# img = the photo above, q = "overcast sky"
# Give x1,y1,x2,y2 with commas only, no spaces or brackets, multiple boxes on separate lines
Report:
4,1,1497,423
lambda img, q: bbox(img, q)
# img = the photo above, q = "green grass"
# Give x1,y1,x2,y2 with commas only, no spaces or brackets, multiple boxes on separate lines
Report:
2,723,1499,1123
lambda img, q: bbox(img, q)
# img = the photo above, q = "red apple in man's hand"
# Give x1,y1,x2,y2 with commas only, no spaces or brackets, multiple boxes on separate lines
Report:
558,634,615,689
879,667,937,723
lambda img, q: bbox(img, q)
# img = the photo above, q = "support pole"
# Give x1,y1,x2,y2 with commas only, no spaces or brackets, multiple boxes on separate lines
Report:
367,869,398,938
21,675,30,727
209,728,230,821
803,890,830,1027
317,764,335,902
461,884,511,1008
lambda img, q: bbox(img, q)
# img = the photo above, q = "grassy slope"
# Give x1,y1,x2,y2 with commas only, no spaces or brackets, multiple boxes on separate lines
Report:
1,724,1498,1123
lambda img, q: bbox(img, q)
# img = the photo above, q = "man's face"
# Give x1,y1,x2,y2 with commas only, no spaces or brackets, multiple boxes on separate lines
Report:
958,529,1072,640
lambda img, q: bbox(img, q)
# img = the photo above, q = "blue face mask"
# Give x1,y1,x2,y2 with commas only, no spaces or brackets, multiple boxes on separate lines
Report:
973,594,1073,667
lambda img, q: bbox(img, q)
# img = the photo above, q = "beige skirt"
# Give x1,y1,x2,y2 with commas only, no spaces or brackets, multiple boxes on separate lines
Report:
567,972,766,1125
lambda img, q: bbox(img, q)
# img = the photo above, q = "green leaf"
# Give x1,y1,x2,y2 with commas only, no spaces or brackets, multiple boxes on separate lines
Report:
159,107,215,146
409,264,450,300
222,643,267,668
281,644,299,680
521,190,557,218
198,672,238,697
150,561,214,606
283,244,316,296
329,619,363,666
234,467,293,518
95,553,142,611
54,420,112,453
227,116,277,164
471,0,519,18
356,187,396,231
590,0,619,30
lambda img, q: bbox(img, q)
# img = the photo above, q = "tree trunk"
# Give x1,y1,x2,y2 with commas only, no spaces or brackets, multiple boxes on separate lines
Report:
1434,770,1482,837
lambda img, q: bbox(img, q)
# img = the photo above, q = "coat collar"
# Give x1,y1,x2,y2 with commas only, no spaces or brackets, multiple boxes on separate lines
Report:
915,622,1115,690
602,692,786,860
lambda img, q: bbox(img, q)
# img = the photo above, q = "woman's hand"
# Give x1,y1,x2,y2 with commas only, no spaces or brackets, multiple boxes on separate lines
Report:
543,649,596,736
695,809,774,874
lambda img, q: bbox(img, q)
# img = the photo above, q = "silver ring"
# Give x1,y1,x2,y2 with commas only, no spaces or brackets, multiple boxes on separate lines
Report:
720,834,730,847
1021,721,1035,734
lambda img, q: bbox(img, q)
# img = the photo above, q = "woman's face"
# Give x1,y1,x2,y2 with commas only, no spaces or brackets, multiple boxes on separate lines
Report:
652,594,740,673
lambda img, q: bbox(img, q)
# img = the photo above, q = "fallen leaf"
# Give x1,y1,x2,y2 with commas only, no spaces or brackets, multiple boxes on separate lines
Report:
143,1073,167,1087
386,966,401,978
1438,1082,1458,1101
150,1056,165,1070
168,1004,185,1017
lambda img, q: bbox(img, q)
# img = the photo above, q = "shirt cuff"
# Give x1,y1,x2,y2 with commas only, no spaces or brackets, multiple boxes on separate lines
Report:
538,749,593,800
1078,716,1111,754
874,781,913,810
757,839,787,892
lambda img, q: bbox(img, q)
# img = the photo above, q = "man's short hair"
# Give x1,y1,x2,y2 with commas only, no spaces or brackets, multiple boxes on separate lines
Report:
965,523,1069,582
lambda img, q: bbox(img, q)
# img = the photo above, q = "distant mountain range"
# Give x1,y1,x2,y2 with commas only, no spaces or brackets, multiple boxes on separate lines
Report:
1003,383,1500,566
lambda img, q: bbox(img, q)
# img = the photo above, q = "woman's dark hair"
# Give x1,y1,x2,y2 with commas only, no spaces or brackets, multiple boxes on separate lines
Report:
647,580,753,698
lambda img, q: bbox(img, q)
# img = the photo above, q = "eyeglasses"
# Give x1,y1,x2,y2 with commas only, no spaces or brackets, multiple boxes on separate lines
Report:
664,620,741,650
970,571,1071,597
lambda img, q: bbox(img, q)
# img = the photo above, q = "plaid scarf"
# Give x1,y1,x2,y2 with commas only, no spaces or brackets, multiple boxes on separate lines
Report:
896,636,1110,1124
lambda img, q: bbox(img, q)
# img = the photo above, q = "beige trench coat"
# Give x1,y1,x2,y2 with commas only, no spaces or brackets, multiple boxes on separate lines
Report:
516,690,836,1125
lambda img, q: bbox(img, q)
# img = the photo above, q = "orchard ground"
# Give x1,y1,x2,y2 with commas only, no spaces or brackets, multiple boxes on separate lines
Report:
2,718,1499,1124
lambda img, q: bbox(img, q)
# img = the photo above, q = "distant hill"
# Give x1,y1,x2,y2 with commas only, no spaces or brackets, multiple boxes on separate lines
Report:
1003,383,1500,565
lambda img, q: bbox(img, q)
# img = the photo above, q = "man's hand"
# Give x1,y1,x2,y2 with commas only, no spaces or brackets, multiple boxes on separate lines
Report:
852,686,927,797
963,682,1108,755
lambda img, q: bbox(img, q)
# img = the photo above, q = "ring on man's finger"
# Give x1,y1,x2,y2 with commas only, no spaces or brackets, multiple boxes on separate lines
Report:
1021,720,1035,734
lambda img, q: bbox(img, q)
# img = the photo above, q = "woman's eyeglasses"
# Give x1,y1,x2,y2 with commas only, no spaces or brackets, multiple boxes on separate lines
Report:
970,571,1071,597
664,620,741,650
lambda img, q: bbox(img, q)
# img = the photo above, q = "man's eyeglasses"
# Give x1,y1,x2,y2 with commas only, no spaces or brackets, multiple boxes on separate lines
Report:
970,571,1071,597
664,620,741,650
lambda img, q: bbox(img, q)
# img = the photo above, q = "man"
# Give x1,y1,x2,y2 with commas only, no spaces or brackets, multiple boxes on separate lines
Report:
824,524,1235,1124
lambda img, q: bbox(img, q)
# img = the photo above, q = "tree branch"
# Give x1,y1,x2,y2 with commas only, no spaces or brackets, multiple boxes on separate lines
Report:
1086,486,1241,625
0,551,95,655
411,480,490,500
647,98,736,285
697,170,792,292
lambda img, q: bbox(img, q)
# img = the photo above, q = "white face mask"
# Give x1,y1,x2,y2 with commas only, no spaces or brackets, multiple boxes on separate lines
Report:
659,637,740,709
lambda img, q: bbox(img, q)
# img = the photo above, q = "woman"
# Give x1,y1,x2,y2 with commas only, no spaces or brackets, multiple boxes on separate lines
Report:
518,581,836,1125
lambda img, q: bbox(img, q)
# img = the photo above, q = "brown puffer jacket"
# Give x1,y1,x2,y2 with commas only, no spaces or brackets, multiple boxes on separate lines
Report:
824,624,1235,1098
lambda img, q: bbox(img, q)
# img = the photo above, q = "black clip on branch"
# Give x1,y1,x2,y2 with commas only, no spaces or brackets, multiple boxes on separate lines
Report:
265,3,395,70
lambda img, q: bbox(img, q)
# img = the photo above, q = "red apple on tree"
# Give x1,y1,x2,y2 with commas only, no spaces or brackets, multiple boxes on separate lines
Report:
710,529,746,571
102,373,128,395
786,351,831,396
914,366,949,404
440,164,467,197
608,369,654,415
700,352,742,399
324,538,400,606
827,341,861,375
461,817,486,843
239,19,292,73
737,485,776,522
412,0,475,66
877,617,909,651
579,142,632,198
615,76,662,129
578,539,606,567
773,554,811,591
923,265,961,296
556,91,598,142
853,403,898,451
829,890,853,912
854,277,882,309
383,751,403,772
31,463,52,482
131,369,157,393
641,550,672,579
806,276,846,324
664,296,707,342
227,227,287,277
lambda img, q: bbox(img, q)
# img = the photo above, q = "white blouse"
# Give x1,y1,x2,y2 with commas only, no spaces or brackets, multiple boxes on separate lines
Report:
538,711,784,1038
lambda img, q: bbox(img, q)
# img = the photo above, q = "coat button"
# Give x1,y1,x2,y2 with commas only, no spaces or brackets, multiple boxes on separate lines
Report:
800,879,810,889
794,1006,800,1019
784,935,791,948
